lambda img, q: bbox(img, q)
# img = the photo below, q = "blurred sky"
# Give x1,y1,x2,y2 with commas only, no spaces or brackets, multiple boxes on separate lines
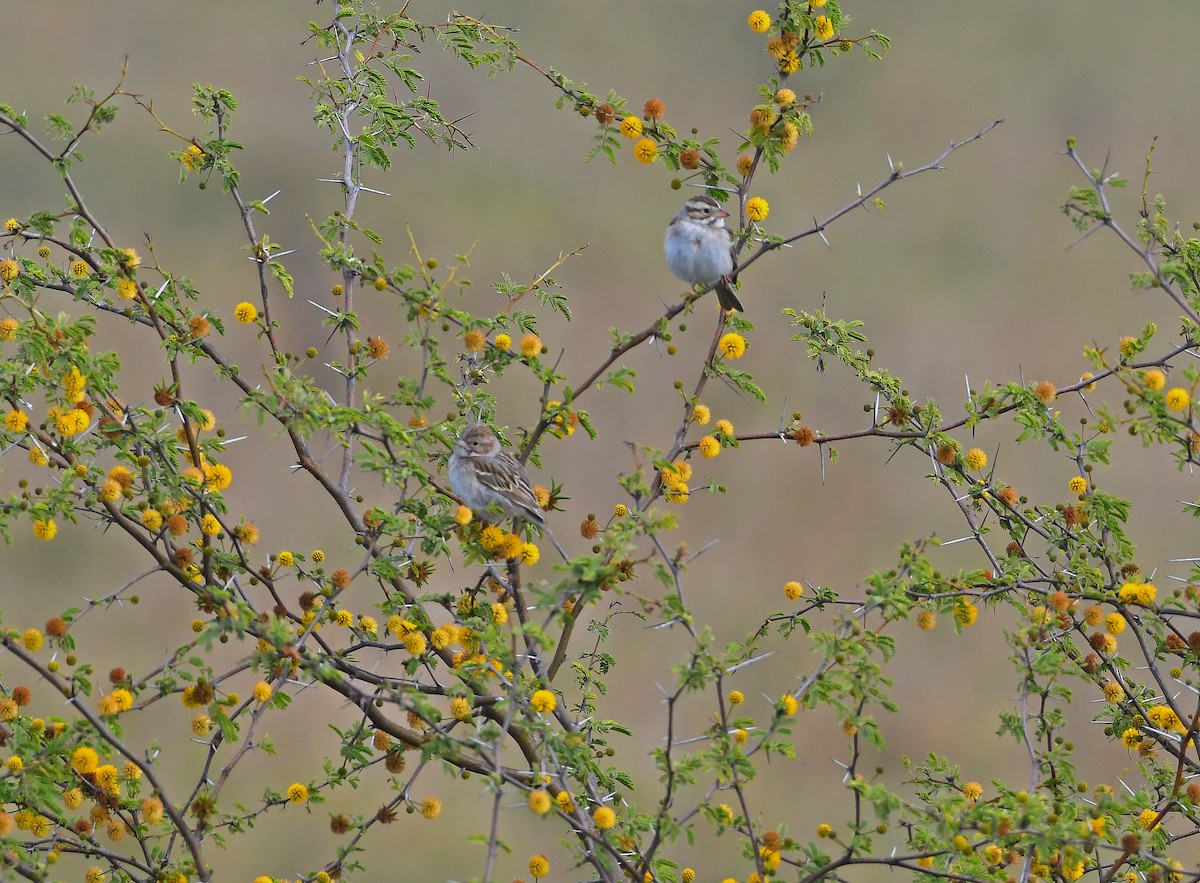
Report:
3,3,1199,881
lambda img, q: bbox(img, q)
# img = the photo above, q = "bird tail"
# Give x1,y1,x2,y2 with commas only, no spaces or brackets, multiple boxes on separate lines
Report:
717,279,744,313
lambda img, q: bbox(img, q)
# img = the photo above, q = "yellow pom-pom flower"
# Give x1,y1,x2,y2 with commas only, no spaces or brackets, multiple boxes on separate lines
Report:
520,333,542,358
531,689,557,713
698,436,720,458
747,10,771,32
286,782,309,803
745,196,770,222
619,116,642,139
815,15,835,40
1068,476,1086,494
633,138,658,164
718,332,747,359
965,448,987,470
1166,387,1191,410
784,580,803,600
234,302,258,324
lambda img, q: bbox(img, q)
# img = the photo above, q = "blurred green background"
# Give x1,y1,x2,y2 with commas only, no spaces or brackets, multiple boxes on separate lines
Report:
3,3,1199,881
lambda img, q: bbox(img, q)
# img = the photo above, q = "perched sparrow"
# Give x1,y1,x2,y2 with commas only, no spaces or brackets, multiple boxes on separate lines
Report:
664,194,743,313
448,422,567,559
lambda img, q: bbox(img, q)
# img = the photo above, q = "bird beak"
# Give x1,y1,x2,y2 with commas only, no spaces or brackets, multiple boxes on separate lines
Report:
717,209,729,219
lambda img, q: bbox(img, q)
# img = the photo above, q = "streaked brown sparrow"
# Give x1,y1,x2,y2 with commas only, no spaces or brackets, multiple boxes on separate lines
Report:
448,422,567,558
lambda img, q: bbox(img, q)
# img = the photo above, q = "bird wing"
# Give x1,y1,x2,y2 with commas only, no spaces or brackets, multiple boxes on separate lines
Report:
475,453,546,524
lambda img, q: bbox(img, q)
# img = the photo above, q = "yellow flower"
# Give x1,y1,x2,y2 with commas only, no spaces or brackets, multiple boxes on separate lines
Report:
633,138,658,164
420,796,442,819
691,403,711,425
718,332,747,359
1080,371,1097,392
287,782,309,803
1138,808,1160,830
1102,681,1125,702
118,248,141,271
1105,612,1126,635
775,88,797,107
6,756,22,773
3,218,19,232
359,615,378,636
4,410,28,432
234,302,258,324
203,462,232,490
253,681,274,702
1166,387,1191,410
815,15,835,40
192,714,213,736
0,259,18,283
181,144,205,171
454,504,473,525
528,789,552,815
494,532,523,561
747,10,771,32
277,550,294,568
816,823,833,838
111,688,134,712
493,332,511,351
57,407,90,436
531,689,557,713
450,697,472,720
116,278,138,300
811,0,827,5
1068,476,1086,494
529,854,550,879
1120,727,1142,748
0,317,17,339
965,448,987,470
463,329,486,352
63,365,87,402
71,260,89,278
593,806,616,829
736,154,754,177
28,448,48,467
22,627,43,651
779,694,798,716
698,435,720,458
200,513,221,536
72,746,100,774
141,796,164,824
520,333,542,358
479,525,505,552
1144,368,1166,390
745,196,770,222
1147,704,1184,732
728,690,743,705
784,580,803,600
520,542,540,566
402,631,428,656
780,50,800,74
619,116,642,139
613,503,629,517
954,599,979,626
963,781,983,803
